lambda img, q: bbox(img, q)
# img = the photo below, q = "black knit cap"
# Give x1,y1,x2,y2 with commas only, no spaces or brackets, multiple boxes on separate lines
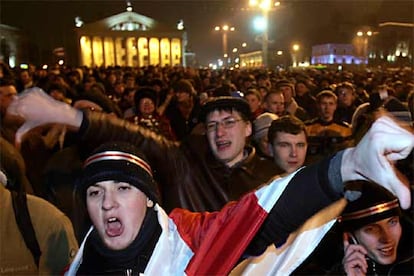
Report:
199,96,252,122
134,87,157,107
339,180,401,232
79,141,159,203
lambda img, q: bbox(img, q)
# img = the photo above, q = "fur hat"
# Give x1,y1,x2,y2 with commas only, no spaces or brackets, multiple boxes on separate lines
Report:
79,142,159,203
199,96,252,122
253,112,278,141
339,180,401,232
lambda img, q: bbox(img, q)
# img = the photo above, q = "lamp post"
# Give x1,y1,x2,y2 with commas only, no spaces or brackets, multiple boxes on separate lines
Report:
292,43,300,67
355,30,373,65
249,0,280,68
214,25,235,67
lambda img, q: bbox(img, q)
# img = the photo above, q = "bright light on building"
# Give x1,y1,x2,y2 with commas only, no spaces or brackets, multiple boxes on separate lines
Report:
357,31,363,36
242,42,247,48
177,20,184,30
75,16,84,28
126,1,133,11
58,59,64,66
42,64,48,70
277,50,283,55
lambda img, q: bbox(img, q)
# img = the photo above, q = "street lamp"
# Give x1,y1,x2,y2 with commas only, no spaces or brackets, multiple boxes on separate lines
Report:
214,25,235,67
292,43,300,67
249,1,280,68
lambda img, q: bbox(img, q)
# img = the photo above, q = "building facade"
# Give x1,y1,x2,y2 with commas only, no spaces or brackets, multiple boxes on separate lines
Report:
76,10,184,67
369,22,413,68
311,43,365,65
0,24,26,68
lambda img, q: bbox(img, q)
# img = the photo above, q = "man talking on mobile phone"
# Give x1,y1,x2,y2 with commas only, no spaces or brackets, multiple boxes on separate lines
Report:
337,180,413,276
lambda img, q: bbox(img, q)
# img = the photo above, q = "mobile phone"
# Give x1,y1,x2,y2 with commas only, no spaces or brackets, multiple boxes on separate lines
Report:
348,233,358,245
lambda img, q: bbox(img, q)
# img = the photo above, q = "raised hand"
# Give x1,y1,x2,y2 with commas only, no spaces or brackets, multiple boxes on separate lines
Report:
342,232,368,276
7,88,82,147
341,116,414,209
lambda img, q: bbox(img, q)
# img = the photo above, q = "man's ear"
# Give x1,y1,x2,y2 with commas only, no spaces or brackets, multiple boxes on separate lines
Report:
267,144,274,157
245,121,252,137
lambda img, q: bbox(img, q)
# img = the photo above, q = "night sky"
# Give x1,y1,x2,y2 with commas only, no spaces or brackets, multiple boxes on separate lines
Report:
1,0,413,65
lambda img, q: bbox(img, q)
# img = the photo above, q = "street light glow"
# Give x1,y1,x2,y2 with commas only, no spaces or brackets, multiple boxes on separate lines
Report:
293,44,300,51
253,16,267,31
260,0,272,11
357,31,363,36
367,31,372,36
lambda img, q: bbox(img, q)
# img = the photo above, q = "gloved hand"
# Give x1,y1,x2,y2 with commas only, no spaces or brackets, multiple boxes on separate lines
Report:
7,87,83,147
341,116,414,209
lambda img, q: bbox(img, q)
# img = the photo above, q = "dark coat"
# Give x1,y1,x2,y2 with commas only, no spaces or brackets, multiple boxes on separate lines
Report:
79,112,284,213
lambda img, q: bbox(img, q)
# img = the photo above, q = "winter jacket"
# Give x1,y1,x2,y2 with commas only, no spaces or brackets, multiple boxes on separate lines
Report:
0,185,78,275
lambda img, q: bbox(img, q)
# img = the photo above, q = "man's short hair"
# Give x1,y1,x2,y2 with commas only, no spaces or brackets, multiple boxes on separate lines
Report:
172,79,195,95
264,89,283,103
199,96,252,122
339,180,401,232
268,115,306,145
316,90,337,102
335,82,355,95
244,88,262,101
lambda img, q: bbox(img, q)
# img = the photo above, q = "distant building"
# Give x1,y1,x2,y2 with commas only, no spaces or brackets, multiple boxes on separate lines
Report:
0,24,26,68
311,43,365,65
239,51,263,68
75,9,185,67
369,22,413,67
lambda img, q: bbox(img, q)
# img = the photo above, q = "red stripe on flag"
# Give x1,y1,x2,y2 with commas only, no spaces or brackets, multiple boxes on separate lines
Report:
171,192,269,275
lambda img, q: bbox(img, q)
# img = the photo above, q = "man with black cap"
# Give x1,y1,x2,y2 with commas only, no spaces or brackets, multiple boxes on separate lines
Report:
338,181,413,275
8,89,282,213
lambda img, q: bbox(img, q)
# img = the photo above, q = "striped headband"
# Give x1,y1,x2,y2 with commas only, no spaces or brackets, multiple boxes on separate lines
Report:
339,198,399,222
84,150,153,177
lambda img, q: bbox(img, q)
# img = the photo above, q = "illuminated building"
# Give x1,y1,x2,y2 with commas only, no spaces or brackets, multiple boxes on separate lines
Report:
76,9,184,67
0,24,26,68
311,44,365,65
371,22,413,67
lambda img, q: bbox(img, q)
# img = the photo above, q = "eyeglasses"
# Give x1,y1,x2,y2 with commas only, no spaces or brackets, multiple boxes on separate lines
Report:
206,118,243,132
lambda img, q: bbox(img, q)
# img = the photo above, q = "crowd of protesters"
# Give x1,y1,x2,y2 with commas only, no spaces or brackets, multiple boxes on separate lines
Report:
1,60,413,274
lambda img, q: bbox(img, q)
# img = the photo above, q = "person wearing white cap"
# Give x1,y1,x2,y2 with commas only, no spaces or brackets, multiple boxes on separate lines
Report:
252,112,279,159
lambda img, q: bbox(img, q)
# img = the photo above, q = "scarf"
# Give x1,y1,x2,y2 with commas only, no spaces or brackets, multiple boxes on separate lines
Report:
77,207,161,275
